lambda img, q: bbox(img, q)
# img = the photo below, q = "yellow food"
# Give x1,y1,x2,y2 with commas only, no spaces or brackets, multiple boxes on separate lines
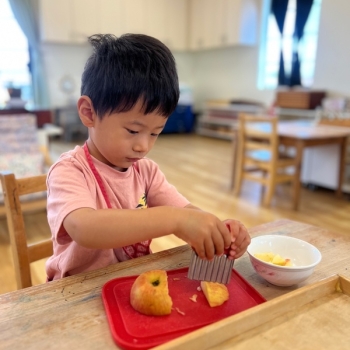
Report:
254,252,292,266
200,281,229,307
254,252,275,262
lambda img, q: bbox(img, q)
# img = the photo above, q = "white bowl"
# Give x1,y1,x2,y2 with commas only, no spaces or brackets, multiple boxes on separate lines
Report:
247,235,322,287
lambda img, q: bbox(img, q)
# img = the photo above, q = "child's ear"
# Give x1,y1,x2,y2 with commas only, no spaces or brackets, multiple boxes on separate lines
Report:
77,96,97,127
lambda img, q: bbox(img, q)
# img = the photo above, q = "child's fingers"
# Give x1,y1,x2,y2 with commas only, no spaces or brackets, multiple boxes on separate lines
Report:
194,241,206,260
233,222,248,247
193,225,229,260
230,234,251,258
227,221,239,238
211,229,226,256
203,236,217,260
222,223,232,248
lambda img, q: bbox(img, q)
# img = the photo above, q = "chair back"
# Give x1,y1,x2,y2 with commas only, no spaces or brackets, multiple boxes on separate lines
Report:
237,114,279,170
234,113,298,207
0,171,53,289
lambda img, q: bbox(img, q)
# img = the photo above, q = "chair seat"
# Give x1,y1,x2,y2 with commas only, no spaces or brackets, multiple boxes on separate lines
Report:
248,149,296,162
246,150,297,170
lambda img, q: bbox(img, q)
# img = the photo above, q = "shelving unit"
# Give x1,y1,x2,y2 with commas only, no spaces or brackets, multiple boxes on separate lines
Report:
196,101,265,140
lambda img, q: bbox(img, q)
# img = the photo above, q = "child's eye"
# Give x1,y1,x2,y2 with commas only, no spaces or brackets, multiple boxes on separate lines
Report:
126,129,138,135
151,133,159,137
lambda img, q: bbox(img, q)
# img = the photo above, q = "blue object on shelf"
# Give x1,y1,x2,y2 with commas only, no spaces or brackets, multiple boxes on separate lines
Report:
162,104,194,134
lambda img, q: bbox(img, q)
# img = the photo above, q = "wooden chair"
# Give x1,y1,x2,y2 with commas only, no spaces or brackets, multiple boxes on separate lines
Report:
0,171,53,289
233,114,299,207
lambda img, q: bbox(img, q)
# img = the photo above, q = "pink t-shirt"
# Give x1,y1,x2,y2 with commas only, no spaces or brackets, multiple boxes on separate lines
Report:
45,145,190,280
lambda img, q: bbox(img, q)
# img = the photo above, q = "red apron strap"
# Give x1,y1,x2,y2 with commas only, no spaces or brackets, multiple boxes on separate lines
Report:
83,142,151,259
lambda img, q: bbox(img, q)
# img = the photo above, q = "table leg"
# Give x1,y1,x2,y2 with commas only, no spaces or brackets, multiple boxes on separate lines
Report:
293,140,304,210
337,137,347,197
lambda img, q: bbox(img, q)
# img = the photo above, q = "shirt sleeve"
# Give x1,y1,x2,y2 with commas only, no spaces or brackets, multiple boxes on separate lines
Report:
47,158,99,244
139,159,190,208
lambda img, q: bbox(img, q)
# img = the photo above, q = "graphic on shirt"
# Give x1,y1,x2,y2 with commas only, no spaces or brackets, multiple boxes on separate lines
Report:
136,193,147,209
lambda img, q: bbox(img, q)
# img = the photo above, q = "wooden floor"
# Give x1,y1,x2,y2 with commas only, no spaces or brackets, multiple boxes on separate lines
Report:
1,134,349,294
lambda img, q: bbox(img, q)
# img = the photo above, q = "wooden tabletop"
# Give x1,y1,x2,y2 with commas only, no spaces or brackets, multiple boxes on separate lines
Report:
0,219,349,349
278,121,350,140
248,120,350,140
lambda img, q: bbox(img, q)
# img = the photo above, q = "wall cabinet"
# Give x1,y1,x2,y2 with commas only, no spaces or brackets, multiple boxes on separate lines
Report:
144,0,188,51
189,0,258,51
99,0,125,37
39,0,188,51
39,0,100,43
39,0,256,51
39,0,72,43
71,0,101,43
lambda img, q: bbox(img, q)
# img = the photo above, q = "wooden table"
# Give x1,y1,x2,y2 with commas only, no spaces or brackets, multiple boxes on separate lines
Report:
230,120,350,209
0,219,349,349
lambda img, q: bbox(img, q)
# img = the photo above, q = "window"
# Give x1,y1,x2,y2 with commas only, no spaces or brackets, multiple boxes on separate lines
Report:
0,0,32,107
258,0,322,90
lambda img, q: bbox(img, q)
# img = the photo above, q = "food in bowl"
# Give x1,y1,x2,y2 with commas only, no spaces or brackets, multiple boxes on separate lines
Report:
247,235,322,287
254,252,292,266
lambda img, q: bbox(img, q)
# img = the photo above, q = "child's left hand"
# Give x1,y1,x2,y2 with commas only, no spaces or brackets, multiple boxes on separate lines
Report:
223,219,250,259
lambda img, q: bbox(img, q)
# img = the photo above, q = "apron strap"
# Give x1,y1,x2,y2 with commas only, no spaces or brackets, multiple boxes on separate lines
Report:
83,142,151,259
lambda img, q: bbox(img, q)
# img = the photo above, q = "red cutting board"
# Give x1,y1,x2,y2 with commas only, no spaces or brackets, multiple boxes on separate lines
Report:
102,267,266,350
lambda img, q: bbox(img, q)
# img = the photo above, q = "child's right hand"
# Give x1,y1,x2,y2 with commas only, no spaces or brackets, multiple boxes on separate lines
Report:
174,207,231,260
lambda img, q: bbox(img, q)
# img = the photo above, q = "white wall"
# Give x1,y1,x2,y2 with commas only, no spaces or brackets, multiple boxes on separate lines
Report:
41,0,350,112
41,43,195,108
313,0,350,96
190,45,274,111
41,43,91,108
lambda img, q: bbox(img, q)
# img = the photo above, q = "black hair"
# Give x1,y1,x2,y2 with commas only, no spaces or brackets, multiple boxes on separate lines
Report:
81,33,180,119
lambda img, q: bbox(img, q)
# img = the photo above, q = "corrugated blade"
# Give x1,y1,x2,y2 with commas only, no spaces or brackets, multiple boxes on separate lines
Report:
187,249,235,284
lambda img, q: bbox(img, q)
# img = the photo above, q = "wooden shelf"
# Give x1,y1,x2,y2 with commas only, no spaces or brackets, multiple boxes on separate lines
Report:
196,126,233,140
195,101,265,140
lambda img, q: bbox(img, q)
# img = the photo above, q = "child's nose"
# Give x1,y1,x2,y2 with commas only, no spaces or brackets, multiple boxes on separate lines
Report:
133,138,148,153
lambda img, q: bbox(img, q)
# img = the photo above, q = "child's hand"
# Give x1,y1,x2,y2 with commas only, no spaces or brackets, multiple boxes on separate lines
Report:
224,219,250,259
174,209,232,261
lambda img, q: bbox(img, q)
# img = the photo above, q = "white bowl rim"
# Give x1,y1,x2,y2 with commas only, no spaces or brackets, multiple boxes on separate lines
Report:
247,234,322,270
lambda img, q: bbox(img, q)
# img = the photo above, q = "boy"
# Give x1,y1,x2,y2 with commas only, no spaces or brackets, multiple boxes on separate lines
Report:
46,34,250,280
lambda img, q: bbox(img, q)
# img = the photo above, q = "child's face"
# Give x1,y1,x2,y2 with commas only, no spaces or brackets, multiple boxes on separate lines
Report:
89,100,167,171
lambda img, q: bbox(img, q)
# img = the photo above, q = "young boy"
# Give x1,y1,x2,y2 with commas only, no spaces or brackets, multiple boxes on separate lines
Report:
46,34,250,280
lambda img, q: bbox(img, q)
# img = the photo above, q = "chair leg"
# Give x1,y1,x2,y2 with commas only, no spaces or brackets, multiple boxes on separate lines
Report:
233,148,243,197
233,165,243,196
260,170,267,204
263,171,275,206
291,176,300,210
230,132,238,190
234,153,247,197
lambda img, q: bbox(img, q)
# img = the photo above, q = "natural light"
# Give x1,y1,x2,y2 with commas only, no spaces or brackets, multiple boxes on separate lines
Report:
259,0,322,90
0,0,31,107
